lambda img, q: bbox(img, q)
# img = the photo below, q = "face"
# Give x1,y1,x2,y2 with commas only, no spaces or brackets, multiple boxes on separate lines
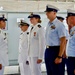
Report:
20,25,28,32
46,11,56,19
66,16,75,30
66,18,71,31
30,17,38,25
0,20,6,29
67,16,74,27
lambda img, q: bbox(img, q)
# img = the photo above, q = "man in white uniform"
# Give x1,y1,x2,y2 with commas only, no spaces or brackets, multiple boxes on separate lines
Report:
0,15,9,75
18,21,31,75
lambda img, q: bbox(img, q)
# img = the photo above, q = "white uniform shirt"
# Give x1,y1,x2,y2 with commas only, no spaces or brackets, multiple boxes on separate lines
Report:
45,18,66,46
0,29,9,66
18,30,29,63
28,23,45,59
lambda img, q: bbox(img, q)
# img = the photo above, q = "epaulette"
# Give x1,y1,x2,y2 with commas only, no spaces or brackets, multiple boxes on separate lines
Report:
4,33,6,36
20,33,23,35
0,30,1,33
27,32,29,35
4,38,6,40
37,25,41,28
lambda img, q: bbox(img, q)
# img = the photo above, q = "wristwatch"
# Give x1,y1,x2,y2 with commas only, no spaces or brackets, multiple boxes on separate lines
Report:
57,56,62,59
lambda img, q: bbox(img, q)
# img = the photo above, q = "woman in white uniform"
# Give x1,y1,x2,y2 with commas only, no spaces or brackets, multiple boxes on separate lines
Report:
18,21,31,75
28,13,45,75
0,15,9,75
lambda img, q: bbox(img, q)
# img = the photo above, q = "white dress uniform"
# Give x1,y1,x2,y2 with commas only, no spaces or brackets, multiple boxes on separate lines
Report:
18,30,31,75
28,23,45,75
0,29,9,75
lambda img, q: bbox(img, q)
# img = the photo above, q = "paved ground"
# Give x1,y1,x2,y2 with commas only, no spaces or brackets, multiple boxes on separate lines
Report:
4,64,67,75
4,72,68,75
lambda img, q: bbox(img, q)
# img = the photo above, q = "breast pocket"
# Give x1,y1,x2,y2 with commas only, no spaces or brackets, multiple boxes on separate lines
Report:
50,29,56,34
51,28,56,32
49,29,56,37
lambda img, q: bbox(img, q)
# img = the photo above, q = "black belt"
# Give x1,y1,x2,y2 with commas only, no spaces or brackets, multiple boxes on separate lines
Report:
46,45,60,48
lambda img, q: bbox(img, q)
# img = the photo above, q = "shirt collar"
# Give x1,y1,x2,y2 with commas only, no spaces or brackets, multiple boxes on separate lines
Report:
48,18,57,25
23,29,29,33
32,23,40,28
70,26,75,33
52,18,57,24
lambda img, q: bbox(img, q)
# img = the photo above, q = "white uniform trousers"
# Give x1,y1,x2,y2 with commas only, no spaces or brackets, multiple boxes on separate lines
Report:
29,57,42,75
19,62,31,75
0,66,4,75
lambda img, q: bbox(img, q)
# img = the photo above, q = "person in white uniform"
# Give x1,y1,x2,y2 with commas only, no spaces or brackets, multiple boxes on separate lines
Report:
28,13,45,75
18,20,31,75
0,15,9,75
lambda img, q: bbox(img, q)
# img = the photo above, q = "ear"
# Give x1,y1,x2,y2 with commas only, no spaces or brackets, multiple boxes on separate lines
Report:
54,12,56,15
0,21,1,24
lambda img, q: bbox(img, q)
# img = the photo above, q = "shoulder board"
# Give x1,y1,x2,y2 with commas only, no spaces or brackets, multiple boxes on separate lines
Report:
27,32,29,35
4,33,6,36
4,38,6,40
37,25,42,28
20,33,23,35
0,30,1,33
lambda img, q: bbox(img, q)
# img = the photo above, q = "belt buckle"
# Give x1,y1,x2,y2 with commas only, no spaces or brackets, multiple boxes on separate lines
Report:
47,46,49,48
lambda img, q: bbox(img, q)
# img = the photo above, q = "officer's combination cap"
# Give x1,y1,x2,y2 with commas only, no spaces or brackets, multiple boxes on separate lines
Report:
45,4,59,12
67,9,75,17
28,13,41,19
57,16,64,20
0,15,7,21
19,20,29,27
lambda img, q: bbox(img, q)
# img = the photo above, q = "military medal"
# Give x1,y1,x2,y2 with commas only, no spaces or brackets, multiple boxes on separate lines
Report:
51,25,56,29
34,32,36,36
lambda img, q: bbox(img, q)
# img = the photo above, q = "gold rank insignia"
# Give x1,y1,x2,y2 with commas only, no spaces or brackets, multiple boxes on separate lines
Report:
30,12,33,17
34,32,36,36
51,25,56,29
